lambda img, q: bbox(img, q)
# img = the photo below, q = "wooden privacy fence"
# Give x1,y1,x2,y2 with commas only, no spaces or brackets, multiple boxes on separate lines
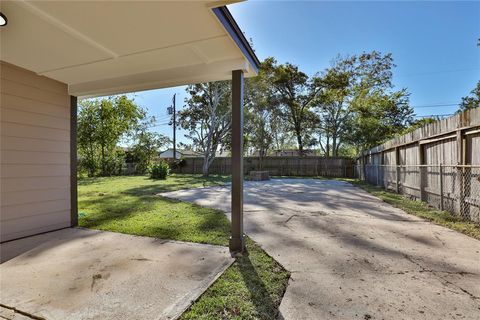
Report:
170,156,355,177
355,108,480,224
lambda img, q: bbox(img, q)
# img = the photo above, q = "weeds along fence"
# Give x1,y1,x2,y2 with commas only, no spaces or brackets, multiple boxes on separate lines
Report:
356,164,480,223
170,156,355,177
355,108,480,224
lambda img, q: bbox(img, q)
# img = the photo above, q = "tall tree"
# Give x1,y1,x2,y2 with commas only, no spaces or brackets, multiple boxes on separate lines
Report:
316,52,413,154
179,81,231,177
269,112,296,151
244,58,276,169
344,89,413,152
78,95,145,176
315,64,352,157
344,52,413,152
245,110,274,169
458,81,480,112
268,60,322,155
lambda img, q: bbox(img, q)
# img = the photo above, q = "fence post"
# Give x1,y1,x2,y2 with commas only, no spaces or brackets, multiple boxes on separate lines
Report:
396,165,400,194
439,163,444,211
455,130,465,216
418,143,426,202
419,165,425,201
376,163,380,186
380,151,385,188
395,147,400,193
418,146,423,200
364,157,368,182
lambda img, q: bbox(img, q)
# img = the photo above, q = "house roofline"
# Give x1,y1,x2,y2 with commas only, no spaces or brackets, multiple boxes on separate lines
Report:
212,6,261,73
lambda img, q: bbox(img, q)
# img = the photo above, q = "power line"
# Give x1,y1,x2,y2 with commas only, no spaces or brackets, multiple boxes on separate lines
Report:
148,122,170,128
150,119,170,125
154,115,171,121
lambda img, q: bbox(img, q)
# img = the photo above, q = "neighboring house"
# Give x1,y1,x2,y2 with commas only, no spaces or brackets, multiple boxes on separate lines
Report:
181,149,202,157
159,149,201,159
0,1,259,252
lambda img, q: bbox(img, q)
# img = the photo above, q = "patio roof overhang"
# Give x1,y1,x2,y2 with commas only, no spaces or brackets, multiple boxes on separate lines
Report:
0,0,260,98
1,0,254,252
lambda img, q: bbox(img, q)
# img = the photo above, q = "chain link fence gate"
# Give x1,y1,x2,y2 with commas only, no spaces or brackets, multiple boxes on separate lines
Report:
355,164,480,224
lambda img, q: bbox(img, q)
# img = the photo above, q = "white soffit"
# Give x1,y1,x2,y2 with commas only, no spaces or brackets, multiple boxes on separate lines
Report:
0,0,258,97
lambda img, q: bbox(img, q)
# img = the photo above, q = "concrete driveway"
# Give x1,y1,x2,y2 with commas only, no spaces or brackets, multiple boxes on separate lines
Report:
0,228,233,320
162,179,480,320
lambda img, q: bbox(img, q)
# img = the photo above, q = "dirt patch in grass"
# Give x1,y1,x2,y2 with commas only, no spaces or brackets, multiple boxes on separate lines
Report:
343,178,480,240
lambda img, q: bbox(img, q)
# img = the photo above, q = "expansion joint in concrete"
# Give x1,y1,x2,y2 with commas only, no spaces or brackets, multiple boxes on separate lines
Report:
403,254,479,301
0,304,44,320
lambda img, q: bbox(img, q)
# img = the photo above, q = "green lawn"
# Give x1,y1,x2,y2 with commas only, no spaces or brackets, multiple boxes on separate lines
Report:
78,174,290,319
342,178,480,240
78,174,231,245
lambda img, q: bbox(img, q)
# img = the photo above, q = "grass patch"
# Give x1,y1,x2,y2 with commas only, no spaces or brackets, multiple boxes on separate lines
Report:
179,237,290,320
78,174,231,245
78,173,230,193
342,178,480,240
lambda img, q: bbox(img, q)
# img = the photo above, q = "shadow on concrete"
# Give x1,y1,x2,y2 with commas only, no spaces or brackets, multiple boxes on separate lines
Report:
1,228,96,263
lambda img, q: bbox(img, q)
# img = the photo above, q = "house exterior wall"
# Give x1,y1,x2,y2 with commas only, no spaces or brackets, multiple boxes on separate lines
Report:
1,61,72,242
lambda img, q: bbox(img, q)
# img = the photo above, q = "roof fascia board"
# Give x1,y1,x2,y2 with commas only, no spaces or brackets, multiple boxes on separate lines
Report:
212,6,260,73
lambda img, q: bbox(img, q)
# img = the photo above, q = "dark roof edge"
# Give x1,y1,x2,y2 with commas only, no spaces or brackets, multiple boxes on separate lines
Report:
212,6,261,73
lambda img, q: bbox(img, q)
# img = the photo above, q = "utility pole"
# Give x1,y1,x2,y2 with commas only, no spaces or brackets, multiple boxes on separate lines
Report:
168,93,177,159
173,94,176,159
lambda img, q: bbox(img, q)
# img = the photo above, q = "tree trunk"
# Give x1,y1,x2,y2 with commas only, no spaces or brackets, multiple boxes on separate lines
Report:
259,150,264,171
326,136,330,158
332,135,337,157
296,128,304,156
101,144,106,176
87,142,95,177
335,143,341,157
202,153,210,177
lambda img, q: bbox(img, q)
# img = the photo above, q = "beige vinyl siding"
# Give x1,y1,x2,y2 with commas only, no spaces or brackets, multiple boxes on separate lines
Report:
1,61,72,242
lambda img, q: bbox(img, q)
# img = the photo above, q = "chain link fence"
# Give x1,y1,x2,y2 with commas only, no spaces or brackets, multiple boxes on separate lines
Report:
355,164,480,224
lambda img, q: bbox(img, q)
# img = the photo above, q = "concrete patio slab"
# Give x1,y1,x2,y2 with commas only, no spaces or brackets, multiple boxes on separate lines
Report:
0,228,233,320
161,179,480,320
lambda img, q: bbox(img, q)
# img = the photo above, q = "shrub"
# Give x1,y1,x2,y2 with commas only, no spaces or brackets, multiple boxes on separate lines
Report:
149,161,170,179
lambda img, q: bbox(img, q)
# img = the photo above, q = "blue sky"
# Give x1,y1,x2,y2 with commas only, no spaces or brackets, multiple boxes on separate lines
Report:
128,1,479,147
